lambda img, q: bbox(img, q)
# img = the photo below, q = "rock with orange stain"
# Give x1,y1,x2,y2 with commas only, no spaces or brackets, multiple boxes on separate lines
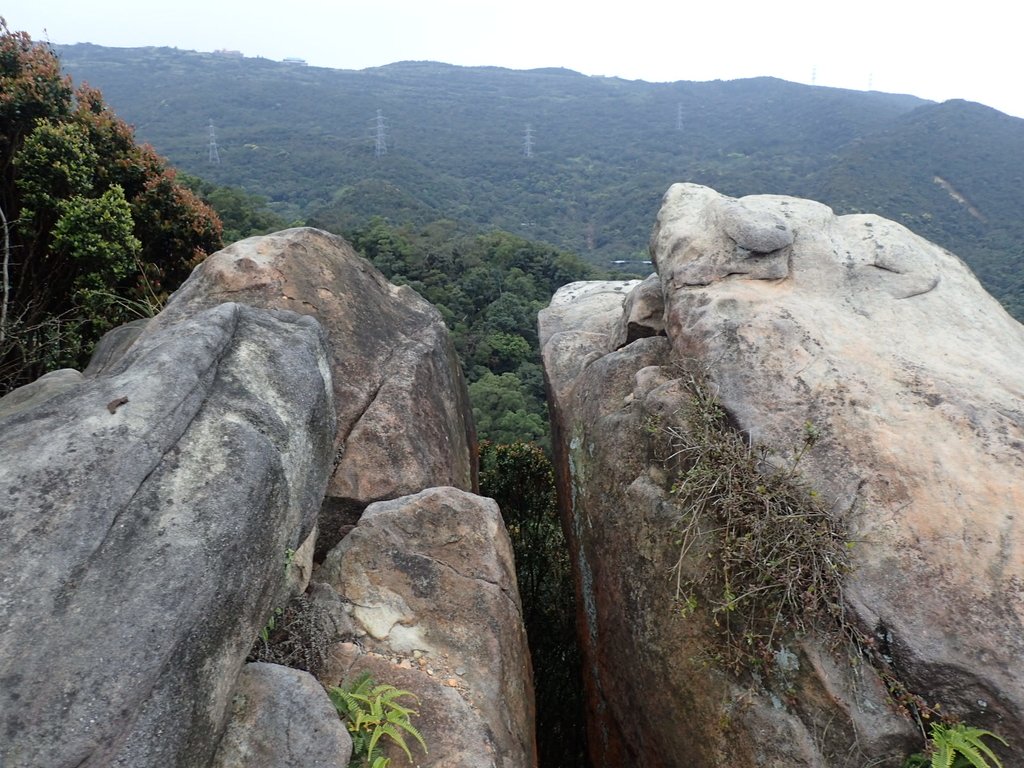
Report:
542,183,1024,767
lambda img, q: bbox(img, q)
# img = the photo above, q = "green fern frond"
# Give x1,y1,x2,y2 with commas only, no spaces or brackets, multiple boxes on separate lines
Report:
393,717,427,754
930,738,955,768
929,723,1007,768
329,673,427,768
369,722,413,762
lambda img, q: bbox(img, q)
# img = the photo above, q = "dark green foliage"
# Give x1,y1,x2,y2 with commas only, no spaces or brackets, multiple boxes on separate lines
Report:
468,372,548,447
479,441,586,767
0,26,222,394
345,217,596,446
180,173,296,243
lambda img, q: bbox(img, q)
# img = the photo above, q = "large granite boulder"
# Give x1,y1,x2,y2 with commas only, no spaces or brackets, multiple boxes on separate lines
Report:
318,487,537,767
91,227,477,556
0,302,336,768
541,184,1024,766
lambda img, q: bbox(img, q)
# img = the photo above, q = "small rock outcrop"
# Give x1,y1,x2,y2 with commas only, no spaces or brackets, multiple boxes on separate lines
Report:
542,183,1024,766
318,487,536,768
211,663,352,768
0,367,84,420
0,302,336,767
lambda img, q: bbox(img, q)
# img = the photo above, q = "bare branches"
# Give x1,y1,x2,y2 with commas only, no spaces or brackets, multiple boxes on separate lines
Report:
0,201,8,348
660,365,851,672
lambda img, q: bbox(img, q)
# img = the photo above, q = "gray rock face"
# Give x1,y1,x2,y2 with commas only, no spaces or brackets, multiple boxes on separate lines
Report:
542,184,1024,766
210,663,352,768
0,302,336,768
0,367,83,419
121,228,476,558
318,487,537,768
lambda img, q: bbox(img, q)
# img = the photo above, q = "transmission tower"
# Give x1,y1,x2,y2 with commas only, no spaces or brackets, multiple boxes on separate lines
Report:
373,110,388,158
523,124,534,159
207,119,220,165
676,103,683,131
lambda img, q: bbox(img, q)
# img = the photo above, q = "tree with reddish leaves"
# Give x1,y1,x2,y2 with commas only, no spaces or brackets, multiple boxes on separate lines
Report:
0,20,222,394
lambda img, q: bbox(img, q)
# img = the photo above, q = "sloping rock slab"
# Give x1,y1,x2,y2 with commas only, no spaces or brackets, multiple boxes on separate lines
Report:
541,183,1024,766
542,308,907,766
0,302,335,768
319,487,536,767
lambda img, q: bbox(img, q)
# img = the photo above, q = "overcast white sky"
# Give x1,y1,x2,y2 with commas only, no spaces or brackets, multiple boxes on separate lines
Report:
7,1,1024,118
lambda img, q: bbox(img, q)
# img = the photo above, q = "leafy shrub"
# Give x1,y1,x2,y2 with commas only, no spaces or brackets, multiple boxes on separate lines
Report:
479,440,585,766
0,22,221,394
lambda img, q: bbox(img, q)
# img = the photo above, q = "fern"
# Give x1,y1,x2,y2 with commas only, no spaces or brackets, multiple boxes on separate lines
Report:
929,723,1007,768
329,673,428,768
904,722,1008,768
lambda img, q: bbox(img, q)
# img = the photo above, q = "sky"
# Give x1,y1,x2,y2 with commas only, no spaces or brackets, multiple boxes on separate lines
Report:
6,1,1024,119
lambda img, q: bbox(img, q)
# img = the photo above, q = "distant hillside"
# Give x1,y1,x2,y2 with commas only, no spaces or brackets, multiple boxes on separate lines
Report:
54,44,1024,317
814,99,1024,317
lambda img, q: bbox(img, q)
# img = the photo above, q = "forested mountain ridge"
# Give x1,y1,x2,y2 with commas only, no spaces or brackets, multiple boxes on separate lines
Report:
53,43,1024,318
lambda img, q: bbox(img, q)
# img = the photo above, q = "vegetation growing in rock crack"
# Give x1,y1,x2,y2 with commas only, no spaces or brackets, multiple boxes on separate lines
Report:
660,366,1015,767
329,672,427,768
660,364,850,672
246,594,334,679
902,721,1008,768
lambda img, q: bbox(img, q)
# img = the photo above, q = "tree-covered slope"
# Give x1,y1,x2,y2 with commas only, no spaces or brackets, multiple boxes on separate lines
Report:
53,44,1024,317
809,100,1024,317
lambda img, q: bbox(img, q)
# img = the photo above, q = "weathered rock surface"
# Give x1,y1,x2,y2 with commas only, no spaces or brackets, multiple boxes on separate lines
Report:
609,272,665,350
319,487,537,767
210,662,352,768
541,183,1024,766
109,227,476,556
0,302,336,768
0,367,83,419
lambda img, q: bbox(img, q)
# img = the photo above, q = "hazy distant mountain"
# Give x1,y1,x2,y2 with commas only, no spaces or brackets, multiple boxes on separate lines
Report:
54,43,1024,317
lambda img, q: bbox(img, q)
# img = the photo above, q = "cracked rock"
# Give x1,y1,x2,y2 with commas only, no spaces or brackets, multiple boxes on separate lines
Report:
87,227,477,555
318,486,535,767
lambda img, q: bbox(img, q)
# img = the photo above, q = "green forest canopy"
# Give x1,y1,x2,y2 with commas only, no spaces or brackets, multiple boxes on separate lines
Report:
0,24,222,393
